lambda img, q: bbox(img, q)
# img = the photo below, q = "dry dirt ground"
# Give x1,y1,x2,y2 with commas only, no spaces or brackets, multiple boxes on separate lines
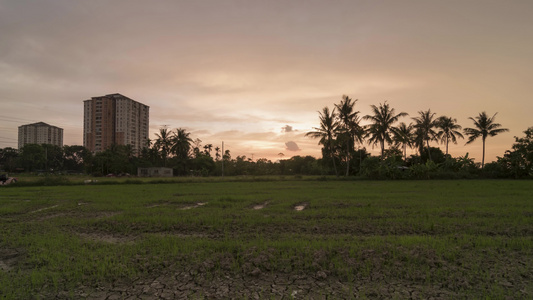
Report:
3,235,529,299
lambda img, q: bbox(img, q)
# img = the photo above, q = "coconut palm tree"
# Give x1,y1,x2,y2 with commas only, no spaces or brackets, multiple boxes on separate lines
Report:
412,109,438,161
306,106,339,176
335,95,360,176
154,127,173,167
436,116,464,156
350,114,366,152
393,122,414,161
411,128,423,156
172,128,193,161
215,146,221,161
363,101,408,158
464,112,509,168
204,143,213,156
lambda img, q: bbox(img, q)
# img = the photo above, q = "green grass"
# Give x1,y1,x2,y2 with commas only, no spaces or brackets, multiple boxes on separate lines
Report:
1,179,532,298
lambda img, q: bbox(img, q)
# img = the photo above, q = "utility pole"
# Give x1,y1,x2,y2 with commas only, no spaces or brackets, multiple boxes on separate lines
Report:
221,141,224,177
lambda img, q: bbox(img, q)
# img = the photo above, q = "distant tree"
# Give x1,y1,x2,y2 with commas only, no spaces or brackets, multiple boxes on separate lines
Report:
190,151,215,176
412,109,438,161
383,146,403,161
19,144,46,172
191,138,202,157
511,127,533,173
436,116,464,156
101,144,135,174
420,146,447,165
393,122,414,161
63,145,91,172
335,95,361,176
306,106,339,176
203,143,213,156
412,127,425,156
282,155,319,175
154,127,173,167
223,149,231,161
215,146,221,161
0,147,19,172
464,112,509,168
364,101,408,158
497,126,532,177
40,144,63,171
139,145,159,167
172,128,193,161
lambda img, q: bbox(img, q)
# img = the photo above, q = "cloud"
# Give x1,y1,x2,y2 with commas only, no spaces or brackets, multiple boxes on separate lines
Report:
285,141,301,152
281,125,294,133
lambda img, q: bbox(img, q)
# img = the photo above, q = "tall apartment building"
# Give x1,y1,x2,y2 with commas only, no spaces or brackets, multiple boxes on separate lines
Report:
83,93,149,154
18,122,64,149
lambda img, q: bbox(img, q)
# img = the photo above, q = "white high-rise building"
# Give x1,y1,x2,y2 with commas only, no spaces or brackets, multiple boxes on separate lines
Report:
18,122,63,149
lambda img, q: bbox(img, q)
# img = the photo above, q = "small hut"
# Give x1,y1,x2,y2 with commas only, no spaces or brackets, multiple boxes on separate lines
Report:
137,167,173,177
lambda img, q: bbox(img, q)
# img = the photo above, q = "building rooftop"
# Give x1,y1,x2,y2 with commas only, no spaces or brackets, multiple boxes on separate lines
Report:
19,122,62,129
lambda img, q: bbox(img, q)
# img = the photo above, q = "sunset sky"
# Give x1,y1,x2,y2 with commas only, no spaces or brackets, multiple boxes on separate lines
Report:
1,1,532,162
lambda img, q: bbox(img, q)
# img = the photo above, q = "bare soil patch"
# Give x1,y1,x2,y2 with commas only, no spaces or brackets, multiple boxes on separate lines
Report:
152,232,212,239
252,201,269,210
181,202,208,210
75,231,137,244
146,201,209,210
0,248,24,272
36,212,69,221
93,211,123,219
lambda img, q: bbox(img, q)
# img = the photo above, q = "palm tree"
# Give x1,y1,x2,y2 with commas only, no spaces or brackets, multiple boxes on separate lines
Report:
215,146,221,161
335,95,360,176
204,143,213,156
393,122,414,160
436,116,464,156
154,127,173,167
306,106,339,176
464,112,509,168
350,114,366,157
411,127,425,156
363,101,408,158
412,109,438,161
171,128,193,161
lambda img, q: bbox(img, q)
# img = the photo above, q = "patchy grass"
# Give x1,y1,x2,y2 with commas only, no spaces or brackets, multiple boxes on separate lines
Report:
1,180,532,298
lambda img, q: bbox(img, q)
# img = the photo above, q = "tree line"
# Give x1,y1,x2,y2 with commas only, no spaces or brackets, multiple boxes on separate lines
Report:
305,95,531,178
0,97,531,178
0,129,323,177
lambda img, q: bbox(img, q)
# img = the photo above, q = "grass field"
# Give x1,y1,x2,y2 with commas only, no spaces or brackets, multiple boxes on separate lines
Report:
1,179,532,299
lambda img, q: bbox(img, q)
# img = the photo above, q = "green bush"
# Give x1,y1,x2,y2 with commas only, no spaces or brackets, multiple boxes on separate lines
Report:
361,156,406,180
408,160,438,179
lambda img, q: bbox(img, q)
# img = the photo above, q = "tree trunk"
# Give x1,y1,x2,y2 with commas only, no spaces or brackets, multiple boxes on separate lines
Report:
482,138,486,168
329,144,338,176
345,140,350,176
332,153,338,176
426,139,432,161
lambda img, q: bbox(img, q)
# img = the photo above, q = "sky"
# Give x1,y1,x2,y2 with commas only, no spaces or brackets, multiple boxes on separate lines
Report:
1,0,532,163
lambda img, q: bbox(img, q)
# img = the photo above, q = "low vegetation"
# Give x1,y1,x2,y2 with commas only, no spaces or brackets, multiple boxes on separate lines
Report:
1,179,532,298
